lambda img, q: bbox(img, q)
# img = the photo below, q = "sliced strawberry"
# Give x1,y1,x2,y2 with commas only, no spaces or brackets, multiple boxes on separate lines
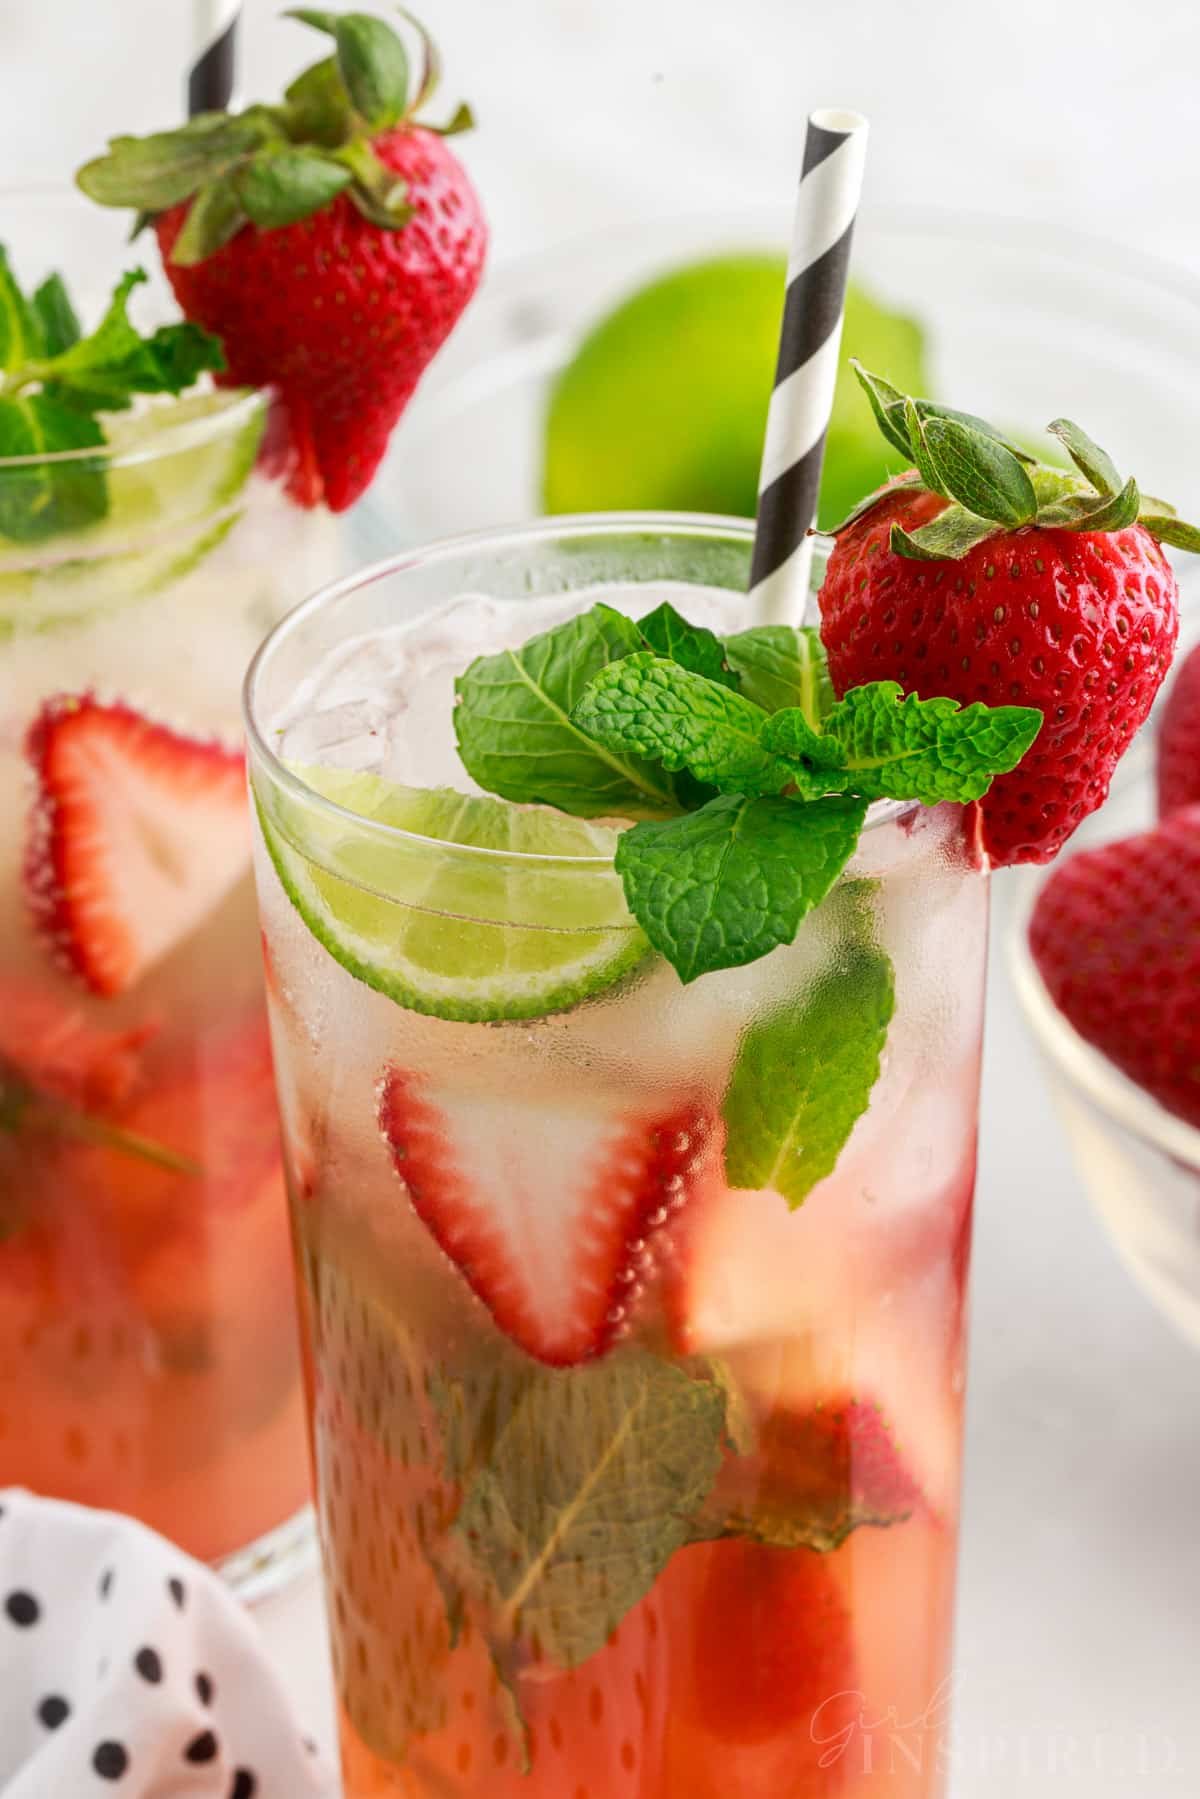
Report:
685,1538,857,1752
77,1009,283,1245
377,1068,721,1367
24,694,251,998
1158,640,1200,817
0,973,152,1110
710,1397,926,1556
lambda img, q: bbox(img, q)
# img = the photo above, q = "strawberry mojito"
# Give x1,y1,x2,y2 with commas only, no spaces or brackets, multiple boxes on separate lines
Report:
0,10,484,1577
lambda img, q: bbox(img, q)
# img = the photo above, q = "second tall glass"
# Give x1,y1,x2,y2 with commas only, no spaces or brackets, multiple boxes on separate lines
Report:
247,517,988,1797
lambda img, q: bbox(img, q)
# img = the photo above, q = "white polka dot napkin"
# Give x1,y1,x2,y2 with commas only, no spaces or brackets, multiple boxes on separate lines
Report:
0,1490,339,1798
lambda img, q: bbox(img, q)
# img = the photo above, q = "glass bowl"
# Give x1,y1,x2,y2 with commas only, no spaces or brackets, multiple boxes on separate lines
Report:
380,204,1200,580
1010,748,1200,1346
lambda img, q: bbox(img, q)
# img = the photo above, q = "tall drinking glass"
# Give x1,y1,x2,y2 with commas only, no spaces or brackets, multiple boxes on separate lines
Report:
0,191,342,1589
246,517,987,1796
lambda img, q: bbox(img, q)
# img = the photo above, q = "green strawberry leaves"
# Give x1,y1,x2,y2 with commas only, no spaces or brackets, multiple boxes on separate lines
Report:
849,361,1200,561
614,795,868,984
76,9,474,260
722,941,895,1207
0,254,224,543
287,9,411,132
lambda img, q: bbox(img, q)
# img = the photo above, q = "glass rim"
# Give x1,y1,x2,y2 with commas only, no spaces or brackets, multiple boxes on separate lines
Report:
1008,822,1200,1168
0,183,268,473
0,386,267,472
243,511,914,872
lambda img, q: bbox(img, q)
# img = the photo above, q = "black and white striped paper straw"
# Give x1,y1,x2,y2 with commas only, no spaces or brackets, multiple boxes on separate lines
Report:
748,109,869,625
188,0,240,116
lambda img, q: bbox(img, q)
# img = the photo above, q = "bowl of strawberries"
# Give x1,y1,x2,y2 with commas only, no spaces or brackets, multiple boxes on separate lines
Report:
1012,641,1200,1345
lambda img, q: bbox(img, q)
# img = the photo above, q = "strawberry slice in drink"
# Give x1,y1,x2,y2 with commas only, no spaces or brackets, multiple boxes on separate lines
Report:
377,1067,722,1367
24,694,251,998
0,974,152,1111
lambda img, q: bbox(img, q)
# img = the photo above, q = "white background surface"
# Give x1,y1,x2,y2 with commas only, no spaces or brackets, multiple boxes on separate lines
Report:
3,2,1200,1793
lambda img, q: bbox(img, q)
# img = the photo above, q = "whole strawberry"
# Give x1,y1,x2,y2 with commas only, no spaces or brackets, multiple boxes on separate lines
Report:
78,10,486,511
1029,804,1200,1127
820,369,1200,865
1157,641,1200,817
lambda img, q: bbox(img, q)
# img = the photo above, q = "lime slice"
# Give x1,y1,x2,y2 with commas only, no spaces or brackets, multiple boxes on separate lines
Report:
258,766,649,1023
0,388,265,638
543,258,929,533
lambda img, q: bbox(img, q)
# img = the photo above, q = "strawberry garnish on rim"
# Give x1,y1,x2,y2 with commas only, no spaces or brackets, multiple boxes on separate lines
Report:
377,1068,722,1367
24,694,250,999
77,9,486,513
819,371,1200,866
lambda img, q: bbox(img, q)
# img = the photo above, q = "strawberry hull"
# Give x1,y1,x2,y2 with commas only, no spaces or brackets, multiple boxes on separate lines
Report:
248,535,991,1799
0,397,343,1572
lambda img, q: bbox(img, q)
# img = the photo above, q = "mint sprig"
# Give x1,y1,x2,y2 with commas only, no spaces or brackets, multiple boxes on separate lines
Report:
576,652,1040,811
846,360,1200,560
453,601,1040,985
0,252,224,544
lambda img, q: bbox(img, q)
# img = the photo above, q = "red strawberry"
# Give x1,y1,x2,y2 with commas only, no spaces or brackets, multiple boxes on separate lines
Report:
1029,804,1200,1127
73,11,487,515
377,1067,722,1367
24,694,250,998
711,1397,926,1555
1158,640,1200,816
687,1539,856,1751
0,974,151,1110
821,482,1178,866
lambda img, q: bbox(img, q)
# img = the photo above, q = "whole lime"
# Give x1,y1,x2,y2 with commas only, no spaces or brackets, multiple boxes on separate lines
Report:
542,255,929,532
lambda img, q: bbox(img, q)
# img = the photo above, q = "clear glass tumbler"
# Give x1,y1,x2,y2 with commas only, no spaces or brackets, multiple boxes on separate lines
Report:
0,190,343,1590
246,516,988,1796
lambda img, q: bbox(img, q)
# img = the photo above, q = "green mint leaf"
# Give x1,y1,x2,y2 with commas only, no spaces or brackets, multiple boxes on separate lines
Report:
1036,476,1141,533
615,794,866,984
574,653,791,797
0,246,44,372
0,395,106,543
739,706,846,799
283,56,353,146
1046,418,1121,496
31,274,80,357
1140,510,1200,553
850,361,914,459
234,146,352,228
169,179,249,266
779,680,1043,805
288,8,410,130
76,113,279,212
39,270,225,407
890,504,1006,562
916,412,1038,527
724,625,834,723
448,1351,726,1670
454,605,687,818
634,600,737,688
722,942,895,1207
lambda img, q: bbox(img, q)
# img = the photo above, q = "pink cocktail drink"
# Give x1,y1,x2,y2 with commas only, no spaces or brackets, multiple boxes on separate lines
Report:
247,519,988,1797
